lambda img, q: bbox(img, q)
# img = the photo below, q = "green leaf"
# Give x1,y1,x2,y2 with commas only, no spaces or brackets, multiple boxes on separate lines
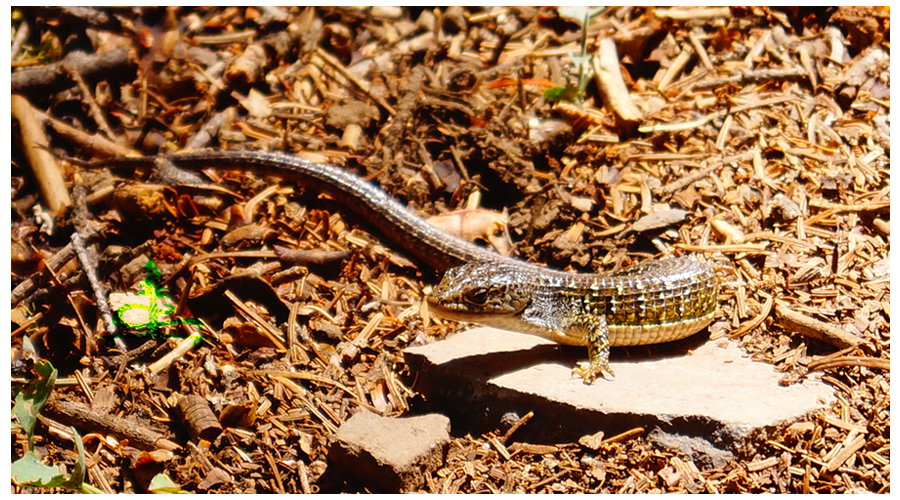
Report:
543,85,567,101
12,428,103,493
11,451,62,487
557,6,606,25
570,52,591,67
69,428,87,488
13,360,57,449
22,334,38,361
149,473,188,494
543,85,581,103
143,257,163,285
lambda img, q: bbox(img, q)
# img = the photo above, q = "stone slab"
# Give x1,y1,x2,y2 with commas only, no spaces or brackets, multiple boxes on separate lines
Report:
404,327,834,452
329,411,450,492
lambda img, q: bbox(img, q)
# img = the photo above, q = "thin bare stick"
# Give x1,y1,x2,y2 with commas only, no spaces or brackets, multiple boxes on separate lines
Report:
12,95,72,211
315,46,396,115
62,63,118,140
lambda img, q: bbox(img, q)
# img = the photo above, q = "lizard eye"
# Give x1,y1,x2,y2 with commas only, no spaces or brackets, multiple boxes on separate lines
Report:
467,288,490,305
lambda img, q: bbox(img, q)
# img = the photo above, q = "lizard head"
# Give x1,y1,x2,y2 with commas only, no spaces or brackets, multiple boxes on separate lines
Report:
427,261,531,323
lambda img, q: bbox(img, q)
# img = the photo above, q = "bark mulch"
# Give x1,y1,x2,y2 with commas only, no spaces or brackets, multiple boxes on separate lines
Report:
11,6,889,493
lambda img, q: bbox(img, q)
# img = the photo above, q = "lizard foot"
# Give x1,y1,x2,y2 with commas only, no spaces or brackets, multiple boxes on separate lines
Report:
572,361,615,384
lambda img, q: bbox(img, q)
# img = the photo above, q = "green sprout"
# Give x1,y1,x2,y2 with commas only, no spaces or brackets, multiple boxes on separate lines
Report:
544,6,606,103
12,357,104,493
109,258,201,339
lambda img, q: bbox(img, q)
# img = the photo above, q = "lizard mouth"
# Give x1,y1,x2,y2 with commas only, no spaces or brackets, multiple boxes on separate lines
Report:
427,296,543,338
426,296,499,323
425,296,466,319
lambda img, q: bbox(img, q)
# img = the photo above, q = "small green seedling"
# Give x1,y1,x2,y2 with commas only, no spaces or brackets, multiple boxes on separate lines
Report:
11,355,103,493
544,6,606,103
108,258,201,340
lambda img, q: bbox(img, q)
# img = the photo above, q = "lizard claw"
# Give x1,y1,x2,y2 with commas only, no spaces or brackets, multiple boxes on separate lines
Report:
573,361,615,384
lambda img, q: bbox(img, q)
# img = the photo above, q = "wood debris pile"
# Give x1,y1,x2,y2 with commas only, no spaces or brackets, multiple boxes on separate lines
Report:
11,6,888,493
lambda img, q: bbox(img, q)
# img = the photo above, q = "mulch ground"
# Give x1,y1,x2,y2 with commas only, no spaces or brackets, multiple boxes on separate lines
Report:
11,6,889,493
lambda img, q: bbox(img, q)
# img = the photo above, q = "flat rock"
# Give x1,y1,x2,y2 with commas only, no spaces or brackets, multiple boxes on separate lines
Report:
404,327,834,453
329,410,450,492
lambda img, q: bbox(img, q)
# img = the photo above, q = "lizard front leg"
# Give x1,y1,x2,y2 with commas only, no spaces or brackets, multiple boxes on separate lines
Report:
571,315,615,384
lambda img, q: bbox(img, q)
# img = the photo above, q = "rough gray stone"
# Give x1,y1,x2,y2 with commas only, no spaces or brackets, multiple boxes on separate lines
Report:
647,428,733,469
404,327,834,453
329,410,450,492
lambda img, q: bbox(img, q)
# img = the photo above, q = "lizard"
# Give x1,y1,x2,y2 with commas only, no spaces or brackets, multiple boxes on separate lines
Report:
65,150,719,383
